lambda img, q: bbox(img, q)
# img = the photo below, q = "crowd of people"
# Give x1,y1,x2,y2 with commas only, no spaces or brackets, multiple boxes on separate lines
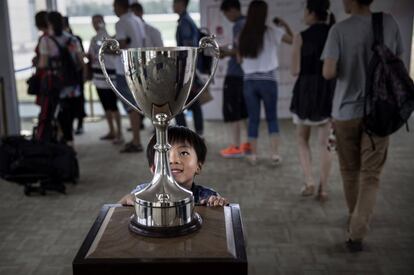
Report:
31,0,404,253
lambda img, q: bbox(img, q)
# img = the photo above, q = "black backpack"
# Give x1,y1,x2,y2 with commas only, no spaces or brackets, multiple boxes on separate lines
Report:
49,36,80,87
197,27,213,75
363,12,414,138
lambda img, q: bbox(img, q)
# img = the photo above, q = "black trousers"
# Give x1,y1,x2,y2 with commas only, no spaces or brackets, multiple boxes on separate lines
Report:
175,100,204,135
58,97,79,142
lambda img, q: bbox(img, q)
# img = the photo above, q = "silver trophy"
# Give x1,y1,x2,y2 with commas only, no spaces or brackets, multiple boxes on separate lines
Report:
99,36,219,237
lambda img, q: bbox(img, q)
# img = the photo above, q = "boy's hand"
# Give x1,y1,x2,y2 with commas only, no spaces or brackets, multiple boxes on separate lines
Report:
118,194,134,206
200,195,229,207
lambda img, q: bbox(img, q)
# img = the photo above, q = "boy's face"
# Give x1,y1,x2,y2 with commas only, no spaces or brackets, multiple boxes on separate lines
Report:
168,141,201,190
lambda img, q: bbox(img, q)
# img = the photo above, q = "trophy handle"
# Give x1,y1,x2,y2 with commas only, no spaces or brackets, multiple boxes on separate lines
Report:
98,38,144,114
183,35,220,110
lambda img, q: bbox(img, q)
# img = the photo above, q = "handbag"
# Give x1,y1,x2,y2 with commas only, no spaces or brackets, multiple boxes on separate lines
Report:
26,73,41,96
198,87,214,105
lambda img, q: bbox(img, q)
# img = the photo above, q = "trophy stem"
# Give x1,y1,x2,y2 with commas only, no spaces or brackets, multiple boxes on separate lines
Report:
153,114,172,182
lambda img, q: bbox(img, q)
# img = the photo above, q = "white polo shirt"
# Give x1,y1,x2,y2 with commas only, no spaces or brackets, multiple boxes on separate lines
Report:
241,25,285,74
115,12,146,74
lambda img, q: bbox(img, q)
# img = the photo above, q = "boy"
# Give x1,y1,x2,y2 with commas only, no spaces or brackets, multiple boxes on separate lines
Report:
219,0,251,158
119,126,228,206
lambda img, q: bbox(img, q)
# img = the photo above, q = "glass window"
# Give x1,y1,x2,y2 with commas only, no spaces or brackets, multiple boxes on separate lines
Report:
10,0,200,119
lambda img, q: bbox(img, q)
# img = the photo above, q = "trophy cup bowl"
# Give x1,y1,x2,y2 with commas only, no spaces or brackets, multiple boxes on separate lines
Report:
99,36,219,237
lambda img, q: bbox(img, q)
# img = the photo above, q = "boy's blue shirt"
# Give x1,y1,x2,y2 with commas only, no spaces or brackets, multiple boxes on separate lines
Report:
131,182,218,203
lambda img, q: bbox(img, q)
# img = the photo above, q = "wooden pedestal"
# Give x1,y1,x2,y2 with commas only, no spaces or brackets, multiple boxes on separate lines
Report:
72,204,247,275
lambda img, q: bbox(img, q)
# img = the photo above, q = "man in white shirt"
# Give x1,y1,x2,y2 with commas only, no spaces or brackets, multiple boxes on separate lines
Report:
113,0,146,153
130,3,164,47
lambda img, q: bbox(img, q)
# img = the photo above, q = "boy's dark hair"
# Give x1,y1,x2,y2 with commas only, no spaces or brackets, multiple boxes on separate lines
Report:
146,126,207,167
114,0,130,9
130,3,144,14
35,11,48,30
220,0,241,12
47,11,63,36
356,0,374,6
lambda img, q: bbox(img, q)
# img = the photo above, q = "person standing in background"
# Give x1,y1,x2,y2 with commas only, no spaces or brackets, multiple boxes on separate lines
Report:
173,0,205,136
32,11,48,104
32,11,53,141
322,0,403,252
238,0,293,166
218,0,251,159
88,14,123,143
33,11,49,68
130,2,164,131
63,16,87,136
290,0,336,201
113,0,146,153
38,11,84,148
130,2,164,48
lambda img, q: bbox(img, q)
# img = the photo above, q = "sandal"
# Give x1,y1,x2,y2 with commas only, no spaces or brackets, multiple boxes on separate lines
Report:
112,136,124,145
120,142,143,153
271,155,282,166
100,133,115,140
316,184,328,202
300,184,315,196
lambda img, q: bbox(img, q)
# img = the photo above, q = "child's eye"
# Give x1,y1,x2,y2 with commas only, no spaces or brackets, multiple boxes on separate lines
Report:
180,151,190,156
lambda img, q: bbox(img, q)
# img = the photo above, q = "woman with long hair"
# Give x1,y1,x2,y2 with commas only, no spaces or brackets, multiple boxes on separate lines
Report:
290,0,336,201
238,0,293,165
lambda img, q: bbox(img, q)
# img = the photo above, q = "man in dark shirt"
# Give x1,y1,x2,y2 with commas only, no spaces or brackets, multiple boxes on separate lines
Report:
173,0,205,136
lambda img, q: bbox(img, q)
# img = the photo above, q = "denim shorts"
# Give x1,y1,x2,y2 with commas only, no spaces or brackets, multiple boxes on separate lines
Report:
243,79,279,138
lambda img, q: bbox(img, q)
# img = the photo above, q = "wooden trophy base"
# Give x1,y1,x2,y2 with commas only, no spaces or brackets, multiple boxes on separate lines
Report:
73,204,247,275
129,212,203,238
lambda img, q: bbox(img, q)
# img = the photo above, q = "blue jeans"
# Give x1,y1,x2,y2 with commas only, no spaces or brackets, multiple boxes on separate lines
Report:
243,80,279,138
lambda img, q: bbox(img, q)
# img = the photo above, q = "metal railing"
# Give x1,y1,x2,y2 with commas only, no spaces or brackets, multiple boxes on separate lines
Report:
14,66,33,73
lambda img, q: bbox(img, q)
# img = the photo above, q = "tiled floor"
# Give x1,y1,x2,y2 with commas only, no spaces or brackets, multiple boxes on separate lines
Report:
1,118,413,275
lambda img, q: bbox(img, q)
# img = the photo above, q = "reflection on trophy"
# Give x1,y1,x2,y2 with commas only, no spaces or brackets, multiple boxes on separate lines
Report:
98,36,219,237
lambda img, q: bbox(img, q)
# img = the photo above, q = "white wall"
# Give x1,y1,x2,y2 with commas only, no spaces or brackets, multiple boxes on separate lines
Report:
199,0,414,120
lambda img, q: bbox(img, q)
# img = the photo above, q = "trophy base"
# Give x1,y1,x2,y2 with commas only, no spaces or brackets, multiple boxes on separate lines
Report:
129,212,202,238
